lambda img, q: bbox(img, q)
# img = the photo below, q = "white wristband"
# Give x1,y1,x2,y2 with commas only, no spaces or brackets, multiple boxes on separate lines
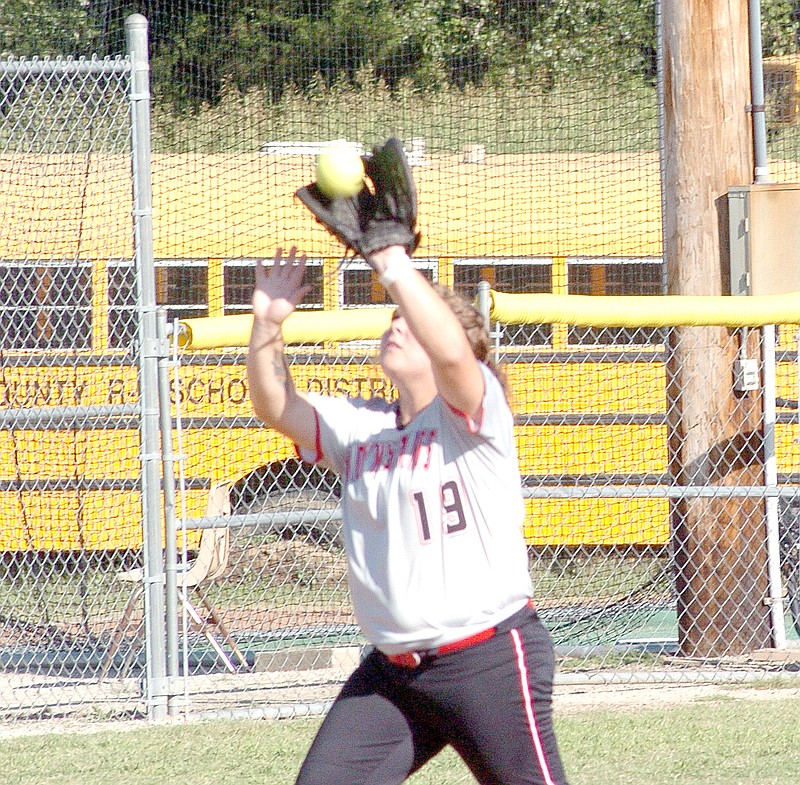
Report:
378,255,414,288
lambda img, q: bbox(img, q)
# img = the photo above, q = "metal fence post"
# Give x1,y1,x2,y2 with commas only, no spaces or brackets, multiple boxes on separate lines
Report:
157,309,183,715
762,324,787,648
126,13,168,720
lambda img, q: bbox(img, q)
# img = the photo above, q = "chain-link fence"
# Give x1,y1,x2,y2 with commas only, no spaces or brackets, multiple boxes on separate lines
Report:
0,46,134,721
132,292,797,721
0,16,168,724
3,7,800,729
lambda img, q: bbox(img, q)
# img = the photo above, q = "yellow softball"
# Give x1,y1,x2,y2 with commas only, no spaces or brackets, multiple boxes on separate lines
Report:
315,147,365,198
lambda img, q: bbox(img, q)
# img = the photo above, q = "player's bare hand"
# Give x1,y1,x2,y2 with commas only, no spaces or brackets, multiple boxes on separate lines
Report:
252,247,311,326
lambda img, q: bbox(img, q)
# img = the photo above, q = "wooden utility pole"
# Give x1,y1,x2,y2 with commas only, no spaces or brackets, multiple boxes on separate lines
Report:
661,0,772,656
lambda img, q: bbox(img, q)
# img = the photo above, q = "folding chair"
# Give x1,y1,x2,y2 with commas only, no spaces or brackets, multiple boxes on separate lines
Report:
101,482,247,678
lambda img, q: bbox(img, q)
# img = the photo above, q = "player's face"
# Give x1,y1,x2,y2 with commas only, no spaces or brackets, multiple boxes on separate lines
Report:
379,312,433,384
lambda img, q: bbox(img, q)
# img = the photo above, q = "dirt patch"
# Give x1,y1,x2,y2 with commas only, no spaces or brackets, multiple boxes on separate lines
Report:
229,539,347,588
2,668,798,740
553,681,800,714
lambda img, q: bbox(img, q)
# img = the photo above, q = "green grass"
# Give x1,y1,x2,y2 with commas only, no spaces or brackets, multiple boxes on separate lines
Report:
1,690,799,785
561,693,800,785
151,71,661,155
149,63,796,166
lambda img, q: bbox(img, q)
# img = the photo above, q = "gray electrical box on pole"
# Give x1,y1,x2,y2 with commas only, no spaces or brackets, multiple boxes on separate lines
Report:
728,183,800,295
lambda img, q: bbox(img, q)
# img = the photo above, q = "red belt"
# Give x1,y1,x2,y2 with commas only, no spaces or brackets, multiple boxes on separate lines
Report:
384,625,497,668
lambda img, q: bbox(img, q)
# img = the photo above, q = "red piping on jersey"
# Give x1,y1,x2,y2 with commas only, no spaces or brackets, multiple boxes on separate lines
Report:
510,627,558,785
294,407,324,464
312,407,323,462
446,402,484,434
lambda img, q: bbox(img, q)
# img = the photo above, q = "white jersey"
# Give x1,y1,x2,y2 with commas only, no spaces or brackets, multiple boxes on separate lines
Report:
301,363,532,654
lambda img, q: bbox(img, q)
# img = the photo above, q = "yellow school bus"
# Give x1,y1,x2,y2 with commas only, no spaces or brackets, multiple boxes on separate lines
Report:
2,152,797,550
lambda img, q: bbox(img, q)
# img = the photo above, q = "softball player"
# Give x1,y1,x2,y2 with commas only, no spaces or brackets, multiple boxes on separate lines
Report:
247,244,569,785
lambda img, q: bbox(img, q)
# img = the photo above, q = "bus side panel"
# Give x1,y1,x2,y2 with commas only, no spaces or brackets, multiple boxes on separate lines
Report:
524,498,669,546
504,360,666,414
516,424,666,476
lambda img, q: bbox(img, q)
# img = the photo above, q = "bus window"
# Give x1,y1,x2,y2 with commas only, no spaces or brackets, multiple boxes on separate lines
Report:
109,259,210,348
224,261,254,314
154,260,208,323
454,259,552,347
453,259,551,298
568,258,664,346
0,260,92,350
224,259,324,314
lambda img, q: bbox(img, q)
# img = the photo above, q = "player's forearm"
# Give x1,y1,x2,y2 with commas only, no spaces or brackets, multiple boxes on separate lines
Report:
246,319,297,426
371,247,473,367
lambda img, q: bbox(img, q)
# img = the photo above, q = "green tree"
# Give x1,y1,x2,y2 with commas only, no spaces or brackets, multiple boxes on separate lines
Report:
5,0,798,111
0,0,98,57
514,0,656,86
761,0,800,56
227,0,403,100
